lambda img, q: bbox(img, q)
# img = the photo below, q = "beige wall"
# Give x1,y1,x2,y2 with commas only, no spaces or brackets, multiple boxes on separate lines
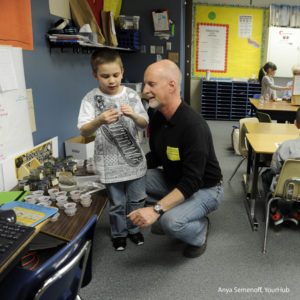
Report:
190,79,202,112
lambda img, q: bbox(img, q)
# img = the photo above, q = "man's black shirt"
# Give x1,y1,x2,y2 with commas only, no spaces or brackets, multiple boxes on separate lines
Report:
146,101,222,199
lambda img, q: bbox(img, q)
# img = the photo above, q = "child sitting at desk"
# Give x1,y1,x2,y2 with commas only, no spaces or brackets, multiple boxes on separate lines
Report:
282,64,300,101
77,49,148,251
258,62,291,101
262,107,300,228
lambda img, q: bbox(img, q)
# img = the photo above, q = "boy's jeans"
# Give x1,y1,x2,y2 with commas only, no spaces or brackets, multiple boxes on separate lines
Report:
146,169,223,247
106,176,146,238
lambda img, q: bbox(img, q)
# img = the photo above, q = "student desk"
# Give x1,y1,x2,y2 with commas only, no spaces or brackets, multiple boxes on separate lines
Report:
0,220,48,276
249,98,298,123
245,122,299,135
41,189,108,242
244,132,299,230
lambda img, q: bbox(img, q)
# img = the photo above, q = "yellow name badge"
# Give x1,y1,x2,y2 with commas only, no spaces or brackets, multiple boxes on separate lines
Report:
166,146,180,161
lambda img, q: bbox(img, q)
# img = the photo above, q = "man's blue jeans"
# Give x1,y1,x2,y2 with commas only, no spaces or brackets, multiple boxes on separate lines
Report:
106,176,146,239
146,169,223,246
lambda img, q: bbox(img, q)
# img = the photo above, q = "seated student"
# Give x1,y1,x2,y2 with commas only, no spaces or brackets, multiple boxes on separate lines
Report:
262,107,300,227
258,62,291,100
283,64,300,100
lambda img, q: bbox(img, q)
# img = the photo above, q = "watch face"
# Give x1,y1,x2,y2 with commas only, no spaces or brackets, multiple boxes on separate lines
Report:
154,204,161,212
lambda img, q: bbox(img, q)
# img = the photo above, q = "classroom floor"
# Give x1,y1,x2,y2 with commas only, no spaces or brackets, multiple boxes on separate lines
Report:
81,120,300,300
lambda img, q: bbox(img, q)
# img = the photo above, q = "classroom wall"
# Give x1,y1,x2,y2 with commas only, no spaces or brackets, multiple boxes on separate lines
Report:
190,0,300,112
120,0,185,90
193,0,300,6
23,0,185,157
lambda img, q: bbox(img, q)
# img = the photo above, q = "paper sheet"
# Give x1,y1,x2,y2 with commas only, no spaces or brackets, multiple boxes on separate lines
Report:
196,23,228,72
293,75,300,95
103,0,122,20
26,89,36,132
152,11,169,32
0,0,33,50
0,48,18,92
49,0,71,19
239,15,253,38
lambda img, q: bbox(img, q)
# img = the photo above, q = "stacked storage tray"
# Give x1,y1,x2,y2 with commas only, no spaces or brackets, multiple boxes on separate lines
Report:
200,80,261,120
116,30,140,50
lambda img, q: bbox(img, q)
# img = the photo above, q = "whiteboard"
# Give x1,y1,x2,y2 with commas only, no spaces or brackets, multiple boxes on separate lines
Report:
0,46,33,162
267,27,300,78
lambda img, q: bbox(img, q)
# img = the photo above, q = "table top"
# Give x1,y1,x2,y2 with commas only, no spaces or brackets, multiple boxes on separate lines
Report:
245,122,300,135
41,189,108,242
246,133,299,154
0,219,48,275
249,98,299,112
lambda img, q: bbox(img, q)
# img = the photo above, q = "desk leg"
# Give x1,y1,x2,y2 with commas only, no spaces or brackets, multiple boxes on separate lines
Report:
244,147,259,231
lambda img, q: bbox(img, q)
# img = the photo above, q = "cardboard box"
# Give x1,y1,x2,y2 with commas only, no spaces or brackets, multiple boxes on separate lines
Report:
65,136,95,160
123,82,142,93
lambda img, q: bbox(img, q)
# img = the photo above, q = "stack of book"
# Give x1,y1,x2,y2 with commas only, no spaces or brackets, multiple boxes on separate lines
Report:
47,34,91,45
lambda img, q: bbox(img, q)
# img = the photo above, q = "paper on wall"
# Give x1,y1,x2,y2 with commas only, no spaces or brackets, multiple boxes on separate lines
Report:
26,89,36,132
239,15,253,38
0,47,18,92
49,0,71,19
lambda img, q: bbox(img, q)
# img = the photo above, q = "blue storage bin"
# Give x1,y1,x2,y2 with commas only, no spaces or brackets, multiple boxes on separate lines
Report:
116,30,140,50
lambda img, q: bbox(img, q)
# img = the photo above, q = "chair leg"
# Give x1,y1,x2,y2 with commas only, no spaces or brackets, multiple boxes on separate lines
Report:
263,197,278,254
228,157,246,182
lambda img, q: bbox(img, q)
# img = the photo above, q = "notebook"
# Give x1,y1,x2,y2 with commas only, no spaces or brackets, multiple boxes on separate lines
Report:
0,191,30,205
0,201,58,227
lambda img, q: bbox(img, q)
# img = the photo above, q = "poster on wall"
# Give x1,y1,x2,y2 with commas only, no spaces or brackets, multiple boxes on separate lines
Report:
239,15,253,38
196,23,228,73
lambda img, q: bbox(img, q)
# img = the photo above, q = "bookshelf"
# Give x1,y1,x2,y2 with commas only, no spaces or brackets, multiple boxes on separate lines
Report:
47,38,137,54
200,80,261,120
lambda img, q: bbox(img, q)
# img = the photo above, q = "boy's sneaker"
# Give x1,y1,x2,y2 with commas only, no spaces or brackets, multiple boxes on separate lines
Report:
269,209,284,226
128,232,144,245
112,237,127,251
285,210,300,226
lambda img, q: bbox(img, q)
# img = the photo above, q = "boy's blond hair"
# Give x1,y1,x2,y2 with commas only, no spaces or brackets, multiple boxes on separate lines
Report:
90,49,123,74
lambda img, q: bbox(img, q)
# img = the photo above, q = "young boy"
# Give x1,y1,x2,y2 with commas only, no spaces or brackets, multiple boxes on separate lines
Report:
77,49,148,251
262,107,300,227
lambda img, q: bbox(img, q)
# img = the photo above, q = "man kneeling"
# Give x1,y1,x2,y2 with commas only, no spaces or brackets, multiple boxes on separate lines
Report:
128,60,223,258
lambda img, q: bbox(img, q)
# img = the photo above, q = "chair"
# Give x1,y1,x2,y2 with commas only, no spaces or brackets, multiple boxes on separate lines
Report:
228,117,259,182
0,215,97,300
263,159,300,253
256,111,272,123
253,94,261,99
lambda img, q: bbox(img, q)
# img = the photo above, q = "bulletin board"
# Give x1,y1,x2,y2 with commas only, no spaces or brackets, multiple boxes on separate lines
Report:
193,5,265,78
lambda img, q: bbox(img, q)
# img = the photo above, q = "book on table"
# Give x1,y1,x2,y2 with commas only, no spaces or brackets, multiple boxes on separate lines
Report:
0,201,58,227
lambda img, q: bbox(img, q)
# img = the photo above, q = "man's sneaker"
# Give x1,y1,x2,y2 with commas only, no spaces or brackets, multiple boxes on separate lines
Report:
128,232,144,245
112,237,126,251
183,217,210,258
269,209,284,226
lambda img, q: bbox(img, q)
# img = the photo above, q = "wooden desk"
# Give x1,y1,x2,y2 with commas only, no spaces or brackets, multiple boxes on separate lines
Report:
0,220,48,276
244,133,299,230
41,189,108,242
245,122,299,135
249,98,298,123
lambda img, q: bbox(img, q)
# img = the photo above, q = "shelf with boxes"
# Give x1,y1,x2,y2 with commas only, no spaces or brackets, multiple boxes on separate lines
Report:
47,38,138,54
200,80,261,120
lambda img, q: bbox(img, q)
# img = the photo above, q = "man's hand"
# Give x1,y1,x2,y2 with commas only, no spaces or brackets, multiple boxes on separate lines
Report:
127,207,160,228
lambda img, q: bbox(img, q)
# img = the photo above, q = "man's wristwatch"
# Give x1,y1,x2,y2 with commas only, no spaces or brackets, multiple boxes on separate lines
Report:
153,204,165,216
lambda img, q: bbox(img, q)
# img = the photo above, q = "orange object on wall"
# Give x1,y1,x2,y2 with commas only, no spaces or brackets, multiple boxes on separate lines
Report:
0,0,33,50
